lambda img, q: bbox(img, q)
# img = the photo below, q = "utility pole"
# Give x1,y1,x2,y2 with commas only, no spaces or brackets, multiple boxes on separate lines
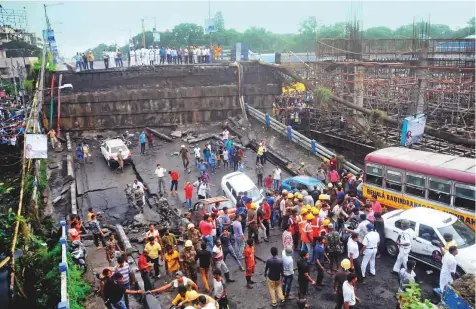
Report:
141,18,146,48
208,0,212,48
10,57,18,101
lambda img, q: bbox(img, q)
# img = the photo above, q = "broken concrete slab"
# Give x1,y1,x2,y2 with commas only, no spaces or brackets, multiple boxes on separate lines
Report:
53,196,62,204
115,224,133,255
247,131,257,142
239,135,250,147
48,163,59,169
170,130,182,138
146,127,173,142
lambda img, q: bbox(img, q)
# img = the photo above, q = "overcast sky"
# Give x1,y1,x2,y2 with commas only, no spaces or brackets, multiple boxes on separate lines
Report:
5,0,475,57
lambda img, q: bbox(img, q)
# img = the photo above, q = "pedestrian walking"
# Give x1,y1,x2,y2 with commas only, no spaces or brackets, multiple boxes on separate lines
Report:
273,167,282,192
212,239,235,283
180,240,198,282
343,273,358,309
439,246,458,292
232,214,245,259
244,239,256,289
116,150,124,173
88,51,95,70
132,179,146,206
197,242,212,293
281,247,295,300
212,270,229,309
47,128,58,149
99,268,113,309
103,50,110,69
301,213,314,264
76,144,84,163
262,199,271,239
113,256,134,309
256,143,264,164
186,223,203,252
360,223,380,280
374,212,385,258
314,236,326,289
297,251,315,299
256,162,264,187
220,229,244,271
179,145,190,171
147,132,154,149
89,214,106,248
392,219,415,273
139,131,147,154
325,223,341,274
200,214,214,252
210,151,217,174
164,245,181,277
138,249,153,291
145,224,163,246
169,170,179,196
162,228,178,251
265,247,285,307
246,203,259,244
155,164,167,195
106,234,124,267
347,233,363,283
104,272,144,309
145,236,163,279
184,181,193,210
333,259,351,309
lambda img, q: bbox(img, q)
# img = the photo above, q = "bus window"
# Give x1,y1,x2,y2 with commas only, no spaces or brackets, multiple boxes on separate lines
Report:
385,170,402,192
405,172,426,198
428,177,451,205
366,163,383,187
454,183,475,212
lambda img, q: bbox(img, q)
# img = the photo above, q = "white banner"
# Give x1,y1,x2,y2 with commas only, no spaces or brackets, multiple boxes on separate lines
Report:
25,134,48,159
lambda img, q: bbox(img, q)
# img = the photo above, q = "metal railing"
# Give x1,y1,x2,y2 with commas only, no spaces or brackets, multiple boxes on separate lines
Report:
245,104,361,175
58,220,69,309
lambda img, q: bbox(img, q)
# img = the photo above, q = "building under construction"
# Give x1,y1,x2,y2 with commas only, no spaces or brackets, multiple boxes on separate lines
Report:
286,22,475,159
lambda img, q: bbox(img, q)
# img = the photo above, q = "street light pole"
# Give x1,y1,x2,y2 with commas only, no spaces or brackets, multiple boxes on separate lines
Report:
208,0,212,48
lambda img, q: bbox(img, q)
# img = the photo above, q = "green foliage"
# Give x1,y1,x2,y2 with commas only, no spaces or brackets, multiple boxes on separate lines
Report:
67,253,91,309
23,79,33,94
85,15,475,58
1,80,14,95
315,87,333,104
397,281,433,309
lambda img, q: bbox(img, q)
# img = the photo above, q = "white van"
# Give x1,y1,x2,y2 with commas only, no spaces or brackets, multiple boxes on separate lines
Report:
221,172,264,206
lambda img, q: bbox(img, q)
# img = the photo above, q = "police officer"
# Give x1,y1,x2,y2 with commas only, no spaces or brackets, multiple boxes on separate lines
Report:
360,223,380,280
186,223,202,252
392,219,415,273
180,240,198,281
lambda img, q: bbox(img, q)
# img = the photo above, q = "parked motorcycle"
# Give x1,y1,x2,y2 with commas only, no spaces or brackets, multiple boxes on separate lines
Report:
70,240,87,271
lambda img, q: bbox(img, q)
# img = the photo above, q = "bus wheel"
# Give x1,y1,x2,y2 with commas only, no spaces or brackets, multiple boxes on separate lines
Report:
386,239,398,257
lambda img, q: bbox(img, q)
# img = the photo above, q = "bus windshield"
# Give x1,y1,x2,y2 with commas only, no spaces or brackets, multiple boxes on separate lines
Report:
438,220,475,249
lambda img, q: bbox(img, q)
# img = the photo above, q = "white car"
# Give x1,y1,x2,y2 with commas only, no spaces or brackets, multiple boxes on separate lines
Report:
221,171,264,206
100,139,132,168
382,207,476,275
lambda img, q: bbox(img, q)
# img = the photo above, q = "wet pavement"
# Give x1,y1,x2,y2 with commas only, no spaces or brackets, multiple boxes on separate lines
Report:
74,125,440,309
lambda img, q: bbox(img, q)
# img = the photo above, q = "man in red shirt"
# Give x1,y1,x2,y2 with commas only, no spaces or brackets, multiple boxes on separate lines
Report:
169,170,179,196
264,174,273,190
371,194,382,213
138,248,153,291
200,214,214,252
329,155,337,170
262,200,272,240
184,181,194,210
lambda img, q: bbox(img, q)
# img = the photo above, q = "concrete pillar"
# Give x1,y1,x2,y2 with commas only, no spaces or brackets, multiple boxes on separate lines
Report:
414,52,428,114
353,65,366,127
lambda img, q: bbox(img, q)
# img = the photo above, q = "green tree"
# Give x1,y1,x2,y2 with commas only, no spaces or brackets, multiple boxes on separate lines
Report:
172,23,206,46
214,11,225,32
364,26,393,38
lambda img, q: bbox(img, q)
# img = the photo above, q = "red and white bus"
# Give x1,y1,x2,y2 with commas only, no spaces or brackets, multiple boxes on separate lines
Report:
362,147,475,229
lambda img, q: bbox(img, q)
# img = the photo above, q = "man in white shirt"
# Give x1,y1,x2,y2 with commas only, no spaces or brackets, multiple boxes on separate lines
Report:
272,167,281,192
155,163,167,194
343,273,358,309
347,214,370,243
193,147,201,168
360,223,380,280
222,129,229,141
347,233,363,282
439,246,458,292
392,219,415,273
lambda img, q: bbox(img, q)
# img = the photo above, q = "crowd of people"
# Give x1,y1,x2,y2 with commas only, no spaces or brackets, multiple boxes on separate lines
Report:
272,88,314,129
68,127,461,309
129,45,222,67
0,103,26,147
